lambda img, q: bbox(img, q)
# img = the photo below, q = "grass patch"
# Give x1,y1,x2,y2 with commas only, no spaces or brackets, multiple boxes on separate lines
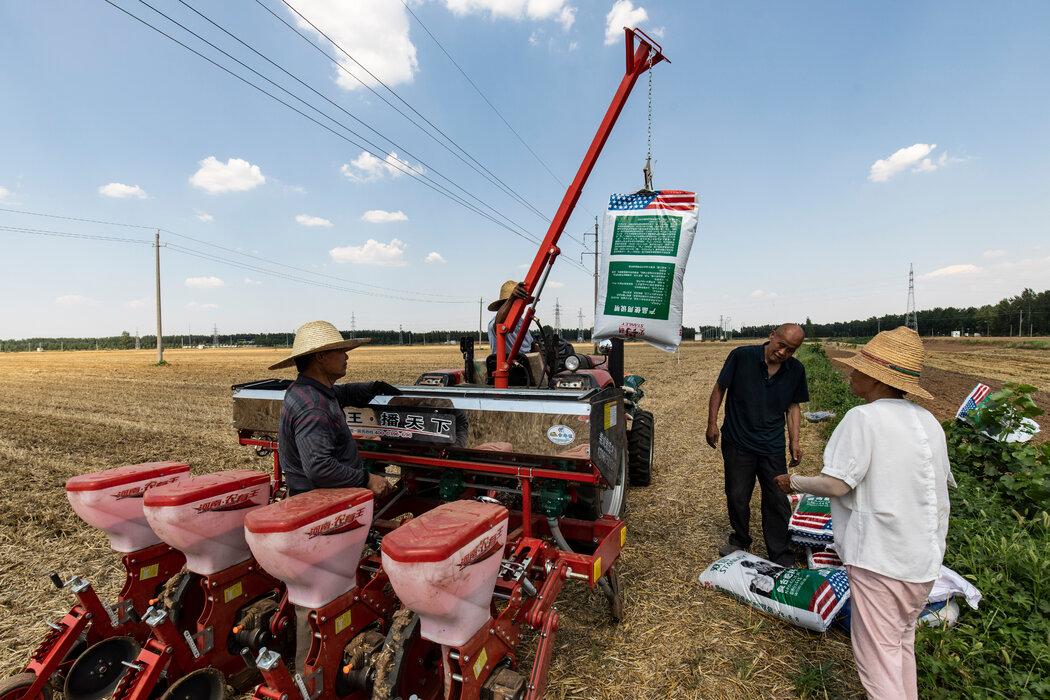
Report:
789,658,841,699
795,343,864,439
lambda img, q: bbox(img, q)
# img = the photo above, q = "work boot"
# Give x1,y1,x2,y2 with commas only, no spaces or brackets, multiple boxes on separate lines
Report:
718,544,744,557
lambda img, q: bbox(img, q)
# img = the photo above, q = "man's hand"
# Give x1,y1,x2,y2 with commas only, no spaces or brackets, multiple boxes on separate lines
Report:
789,443,802,468
510,282,531,301
366,472,392,498
371,381,402,396
774,474,793,494
706,424,720,449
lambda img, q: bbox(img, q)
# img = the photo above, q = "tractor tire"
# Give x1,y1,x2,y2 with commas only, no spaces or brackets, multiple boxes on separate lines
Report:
566,452,627,522
627,410,654,486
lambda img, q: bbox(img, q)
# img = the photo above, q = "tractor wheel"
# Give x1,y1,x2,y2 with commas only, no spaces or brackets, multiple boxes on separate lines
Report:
0,674,52,700
627,410,654,487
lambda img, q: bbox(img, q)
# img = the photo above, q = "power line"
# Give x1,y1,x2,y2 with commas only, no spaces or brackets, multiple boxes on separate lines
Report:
104,0,584,264
399,0,566,191
0,207,473,301
170,0,550,241
270,0,552,224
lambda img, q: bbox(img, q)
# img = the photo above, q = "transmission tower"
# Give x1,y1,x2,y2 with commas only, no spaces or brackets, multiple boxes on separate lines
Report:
904,264,919,333
350,312,356,339
554,298,561,336
577,308,584,342
212,325,219,348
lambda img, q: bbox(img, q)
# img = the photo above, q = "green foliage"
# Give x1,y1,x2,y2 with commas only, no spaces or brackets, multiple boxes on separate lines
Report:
915,470,1050,699
795,343,864,439
946,383,1050,515
789,659,841,699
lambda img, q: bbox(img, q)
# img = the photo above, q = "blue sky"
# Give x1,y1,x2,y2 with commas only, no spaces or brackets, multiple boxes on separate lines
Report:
2,0,1048,339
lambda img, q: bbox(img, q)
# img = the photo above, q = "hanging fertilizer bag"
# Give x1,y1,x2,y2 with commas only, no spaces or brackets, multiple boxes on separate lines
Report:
593,190,698,352
698,551,850,632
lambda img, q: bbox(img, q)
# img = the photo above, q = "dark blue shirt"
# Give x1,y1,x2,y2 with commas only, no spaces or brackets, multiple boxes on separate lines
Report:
277,375,376,496
717,343,809,456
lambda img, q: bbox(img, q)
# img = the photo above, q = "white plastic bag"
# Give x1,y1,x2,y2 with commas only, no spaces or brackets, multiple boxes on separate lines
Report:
698,551,850,632
593,190,698,352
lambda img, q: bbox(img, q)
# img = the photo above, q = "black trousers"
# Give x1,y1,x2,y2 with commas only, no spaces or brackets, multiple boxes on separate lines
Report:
722,440,793,567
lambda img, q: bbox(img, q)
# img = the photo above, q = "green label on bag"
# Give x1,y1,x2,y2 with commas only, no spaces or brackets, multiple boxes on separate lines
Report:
603,261,675,319
611,215,681,256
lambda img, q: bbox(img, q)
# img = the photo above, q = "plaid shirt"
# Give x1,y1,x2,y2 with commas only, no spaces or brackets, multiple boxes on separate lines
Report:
277,374,376,496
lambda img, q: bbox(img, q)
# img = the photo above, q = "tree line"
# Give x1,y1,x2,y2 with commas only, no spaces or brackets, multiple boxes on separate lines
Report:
4,288,1045,351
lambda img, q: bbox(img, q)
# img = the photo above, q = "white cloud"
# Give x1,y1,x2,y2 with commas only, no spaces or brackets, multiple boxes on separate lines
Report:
185,276,225,288
0,185,14,202
983,249,1006,259
186,302,219,310
189,156,266,193
867,143,965,182
750,289,777,300
425,251,446,264
99,182,147,199
605,0,648,45
123,298,150,309
195,211,214,222
549,280,565,288
330,238,408,266
446,0,576,29
920,264,982,279
286,185,307,194
362,209,408,223
56,295,99,306
296,214,333,227
341,151,425,182
244,277,262,285
286,0,417,91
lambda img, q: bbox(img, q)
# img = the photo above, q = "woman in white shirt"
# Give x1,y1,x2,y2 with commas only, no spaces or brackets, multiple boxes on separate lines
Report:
776,327,955,700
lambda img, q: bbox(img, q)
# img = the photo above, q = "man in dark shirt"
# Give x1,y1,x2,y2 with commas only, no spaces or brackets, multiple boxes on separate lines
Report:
706,323,808,567
269,320,401,498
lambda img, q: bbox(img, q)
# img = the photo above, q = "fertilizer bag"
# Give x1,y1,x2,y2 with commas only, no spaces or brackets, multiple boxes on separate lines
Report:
698,551,850,632
789,494,835,546
593,190,698,352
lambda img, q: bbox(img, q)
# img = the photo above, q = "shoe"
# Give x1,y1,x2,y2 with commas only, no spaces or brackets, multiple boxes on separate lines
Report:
718,544,744,557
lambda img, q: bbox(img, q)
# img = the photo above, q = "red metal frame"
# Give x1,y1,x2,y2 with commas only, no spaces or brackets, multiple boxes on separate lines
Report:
494,27,668,388
17,543,186,699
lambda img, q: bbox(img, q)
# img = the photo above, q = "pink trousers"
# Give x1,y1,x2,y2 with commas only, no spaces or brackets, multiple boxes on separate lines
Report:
846,566,934,700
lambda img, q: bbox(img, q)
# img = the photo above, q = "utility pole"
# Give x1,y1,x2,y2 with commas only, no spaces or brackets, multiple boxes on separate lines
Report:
478,297,484,344
399,324,403,345
155,231,164,363
905,264,918,333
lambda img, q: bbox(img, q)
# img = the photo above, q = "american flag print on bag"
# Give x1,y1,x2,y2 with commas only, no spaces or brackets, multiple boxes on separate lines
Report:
789,494,834,545
956,383,991,419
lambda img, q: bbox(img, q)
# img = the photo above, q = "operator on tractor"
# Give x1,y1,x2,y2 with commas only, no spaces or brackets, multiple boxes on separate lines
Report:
268,319,401,675
488,280,540,355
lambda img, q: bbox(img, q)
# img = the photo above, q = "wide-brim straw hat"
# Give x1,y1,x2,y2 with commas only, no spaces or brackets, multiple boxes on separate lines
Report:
487,280,533,311
839,326,933,399
268,321,370,370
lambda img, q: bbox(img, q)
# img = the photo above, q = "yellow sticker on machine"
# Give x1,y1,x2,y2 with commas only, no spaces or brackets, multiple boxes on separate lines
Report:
593,556,602,583
223,581,243,603
620,526,627,548
335,609,352,635
603,402,617,429
473,648,487,679
139,564,159,581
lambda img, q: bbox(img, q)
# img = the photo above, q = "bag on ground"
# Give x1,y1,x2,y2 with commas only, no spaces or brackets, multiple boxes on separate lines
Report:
698,551,850,632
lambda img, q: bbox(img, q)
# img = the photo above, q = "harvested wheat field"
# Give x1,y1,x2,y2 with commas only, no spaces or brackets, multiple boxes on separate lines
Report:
2,340,1045,697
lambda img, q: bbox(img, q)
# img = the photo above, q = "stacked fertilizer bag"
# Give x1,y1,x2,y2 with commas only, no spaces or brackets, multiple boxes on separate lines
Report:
700,492,984,633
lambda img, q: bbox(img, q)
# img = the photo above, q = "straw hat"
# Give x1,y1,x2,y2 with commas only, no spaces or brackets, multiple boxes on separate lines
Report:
268,321,370,371
839,326,933,399
488,280,533,311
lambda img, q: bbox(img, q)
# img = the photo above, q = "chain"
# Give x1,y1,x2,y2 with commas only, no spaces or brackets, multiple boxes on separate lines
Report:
644,49,654,191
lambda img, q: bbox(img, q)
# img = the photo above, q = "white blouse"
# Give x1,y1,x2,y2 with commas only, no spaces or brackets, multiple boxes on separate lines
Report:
821,399,956,582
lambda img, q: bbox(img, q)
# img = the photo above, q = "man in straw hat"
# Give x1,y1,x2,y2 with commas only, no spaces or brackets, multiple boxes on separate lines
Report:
488,280,539,356
270,320,402,499
706,323,808,567
775,327,954,700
